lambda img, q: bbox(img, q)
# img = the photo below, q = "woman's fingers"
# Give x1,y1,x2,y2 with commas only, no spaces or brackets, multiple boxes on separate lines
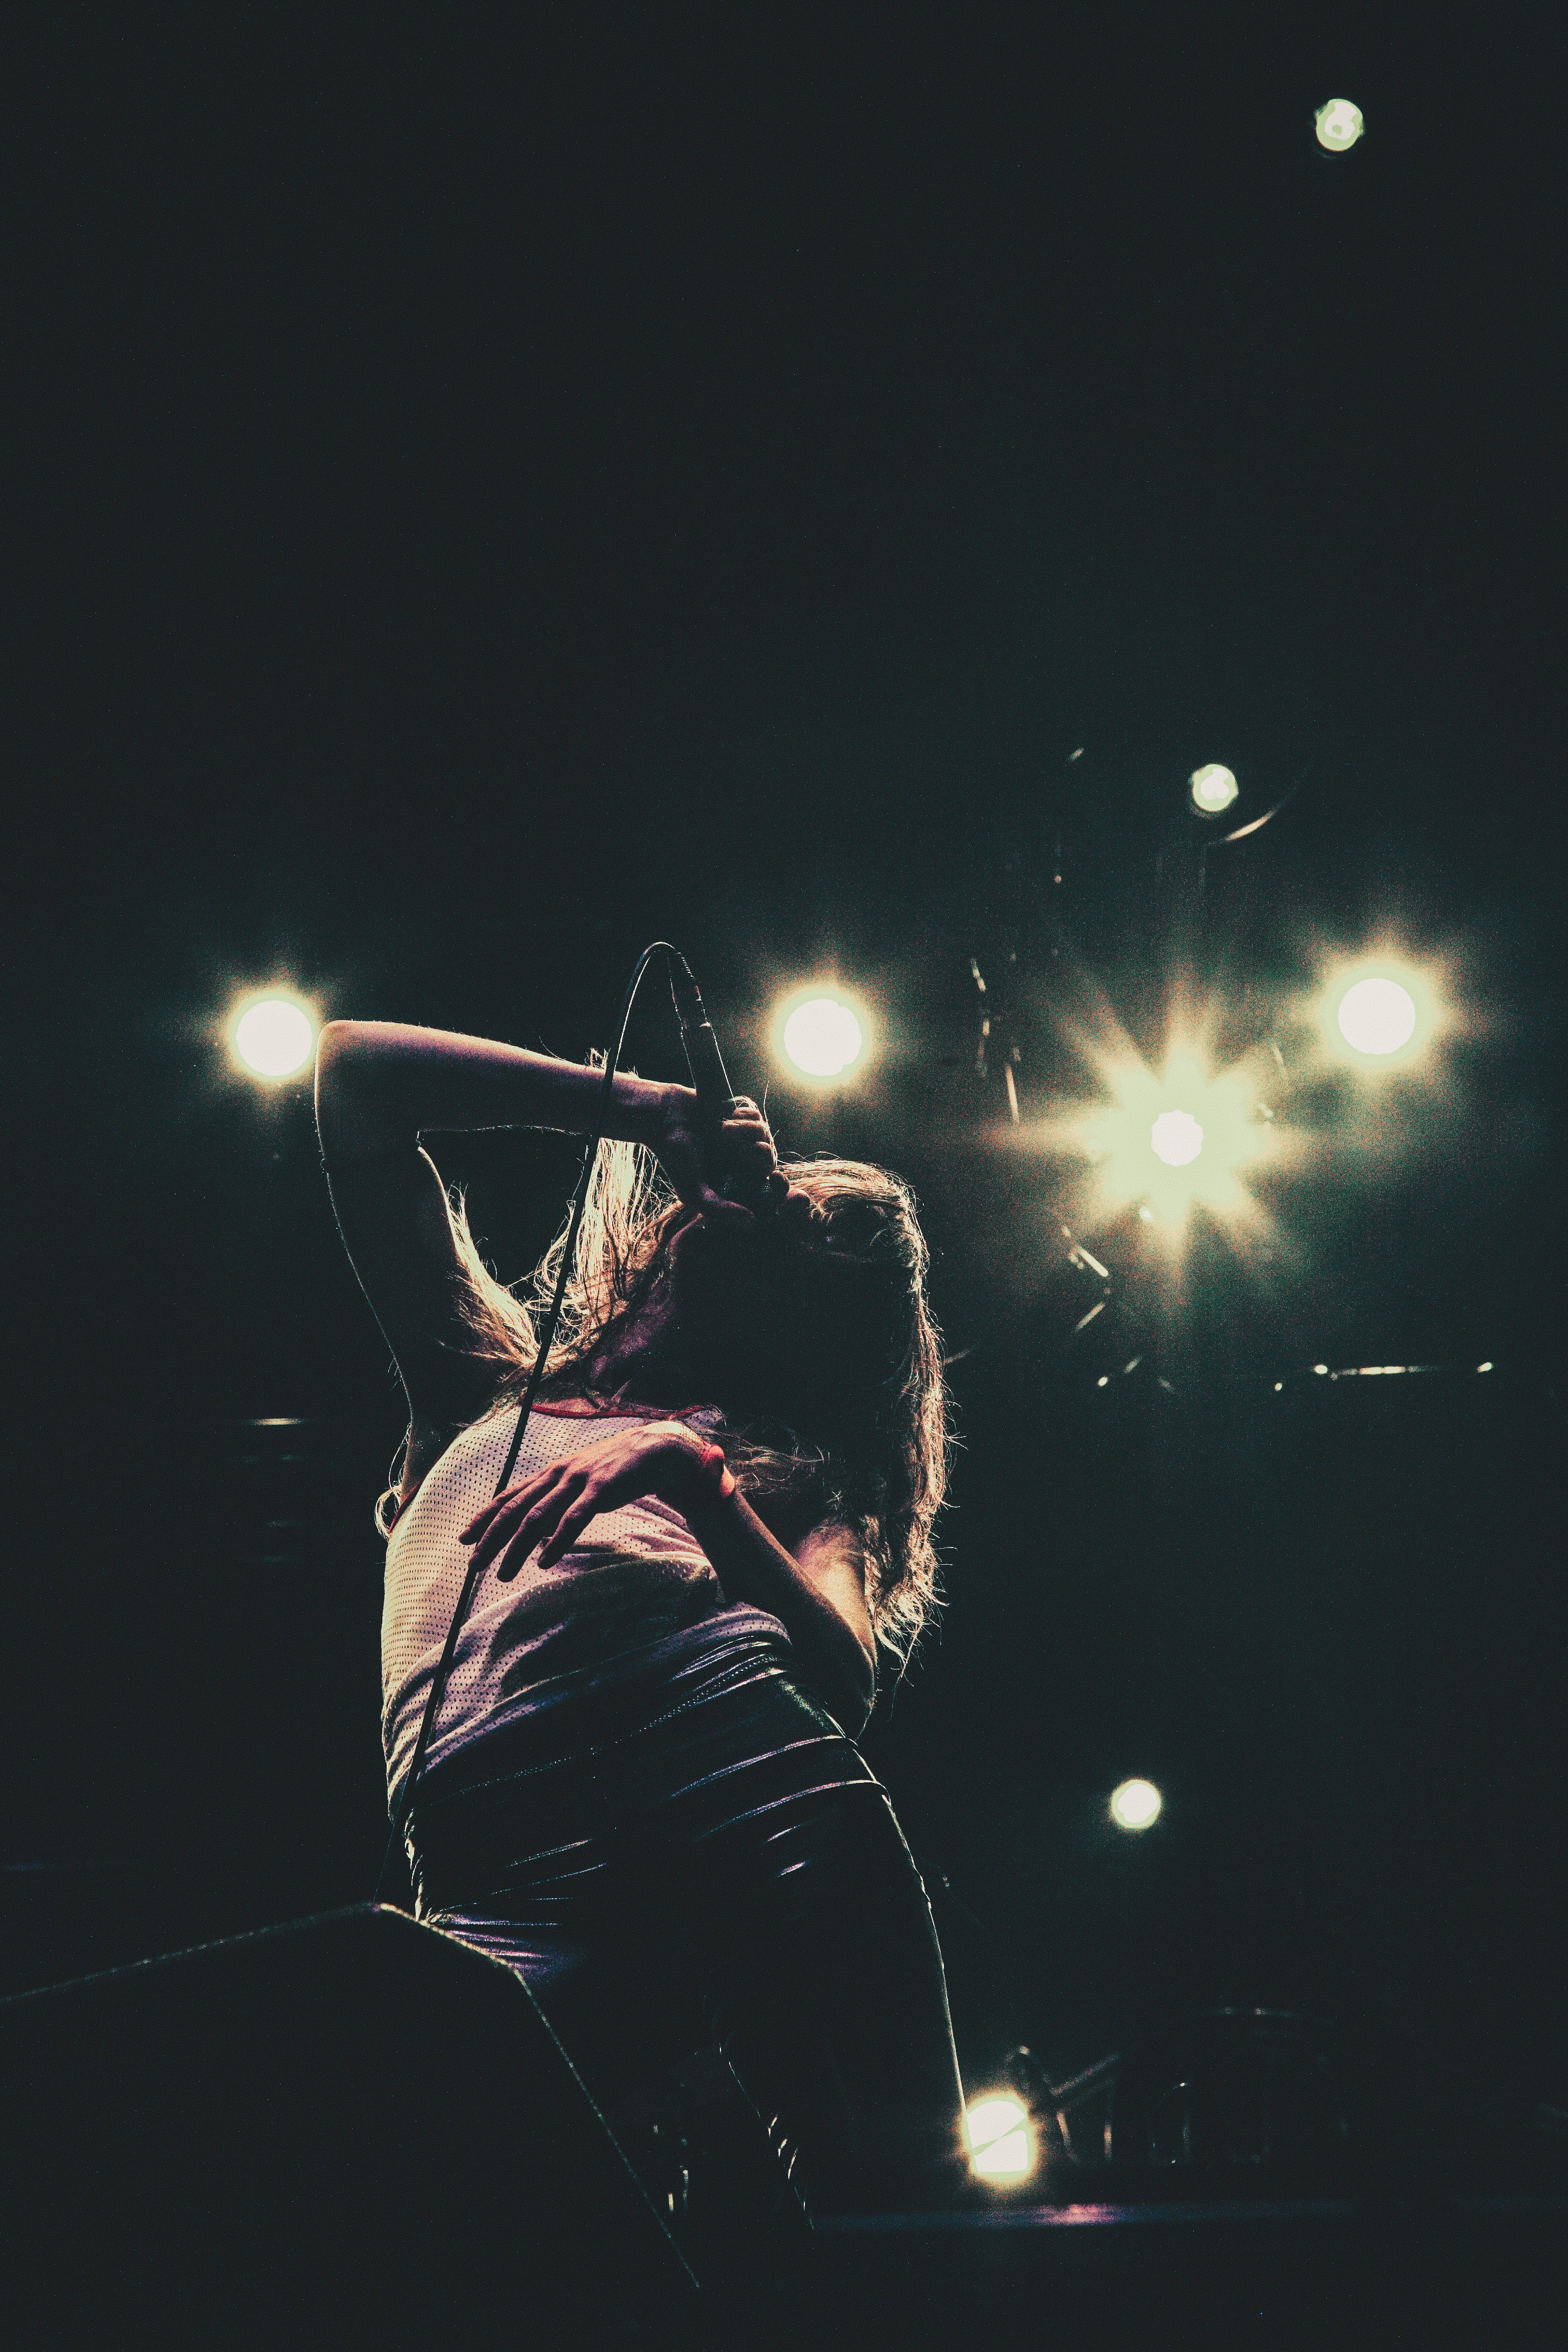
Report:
491,1473,591,1581
534,1500,598,1572
471,1471,584,1576
725,1113,775,1158
461,1464,565,1543
721,1097,779,1180
461,1432,662,1579
493,1509,558,1581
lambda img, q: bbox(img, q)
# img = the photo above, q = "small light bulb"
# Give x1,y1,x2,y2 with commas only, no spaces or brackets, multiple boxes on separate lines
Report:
233,997,317,1079
1110,1777,1163,1830
965,2094,1036,2182
1315,99,1364,152
780,993,866,1081
1337,977,1417,1057
1189,764,1239,815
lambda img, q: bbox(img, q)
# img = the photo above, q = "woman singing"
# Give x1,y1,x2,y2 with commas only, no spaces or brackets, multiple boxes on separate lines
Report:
314,1017,969,2218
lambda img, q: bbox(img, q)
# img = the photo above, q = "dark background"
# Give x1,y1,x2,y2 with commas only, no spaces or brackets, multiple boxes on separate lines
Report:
6,9,1564,2105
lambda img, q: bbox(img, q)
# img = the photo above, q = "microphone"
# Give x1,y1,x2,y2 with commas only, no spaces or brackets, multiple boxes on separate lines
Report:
668,956,737,1121
668,955,779,1209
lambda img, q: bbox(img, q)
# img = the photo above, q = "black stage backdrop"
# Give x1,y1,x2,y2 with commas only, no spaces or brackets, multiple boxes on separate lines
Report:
6,9,1564,2110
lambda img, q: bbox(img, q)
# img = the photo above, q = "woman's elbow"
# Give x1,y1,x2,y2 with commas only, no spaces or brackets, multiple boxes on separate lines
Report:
833,1640,877,1738
314,1022,404,1155
314,1019,375,1075
313,1020,359,1115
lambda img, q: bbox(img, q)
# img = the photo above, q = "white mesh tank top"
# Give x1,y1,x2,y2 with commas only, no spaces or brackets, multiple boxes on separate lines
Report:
381,1398,727,1812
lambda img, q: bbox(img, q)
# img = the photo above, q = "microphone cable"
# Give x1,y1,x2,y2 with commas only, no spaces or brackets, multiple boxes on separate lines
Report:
372,940,725,1905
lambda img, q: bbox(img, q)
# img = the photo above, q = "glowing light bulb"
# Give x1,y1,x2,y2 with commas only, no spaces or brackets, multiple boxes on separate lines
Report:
779,992,866,1081
1110,1778,1162,1831
1150,1109,1204,1167
1189,764,1239,815
965,2094,1035,2182
233,996,317,1079
1315,99,1364,151
1336,977,1416,1058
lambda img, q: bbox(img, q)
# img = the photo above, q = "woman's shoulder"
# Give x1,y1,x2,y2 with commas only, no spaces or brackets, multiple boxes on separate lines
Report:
530,1385,725,1431
394,1392,510,1511
388,1387,725,1524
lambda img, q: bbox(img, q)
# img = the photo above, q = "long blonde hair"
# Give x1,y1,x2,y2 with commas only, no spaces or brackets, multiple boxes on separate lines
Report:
440,1137,950,1675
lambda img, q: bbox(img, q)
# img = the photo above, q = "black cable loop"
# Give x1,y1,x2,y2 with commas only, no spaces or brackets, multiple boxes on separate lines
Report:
373,940,689,1903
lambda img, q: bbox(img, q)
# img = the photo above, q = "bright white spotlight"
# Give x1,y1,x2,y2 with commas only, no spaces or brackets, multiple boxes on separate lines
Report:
1150,1108,1204,1167
1337,977,1416,1057
1315,99,1364,152
1076,1048,1267,1223
232,995,317,1080
1320,961,1434,1069
1111,1777,1163,1831
1189,764,1238,815
778,991,866,1082
965,2094,1036,2183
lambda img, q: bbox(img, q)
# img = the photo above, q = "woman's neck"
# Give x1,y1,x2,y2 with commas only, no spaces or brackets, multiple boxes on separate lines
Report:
577,1291,704,1409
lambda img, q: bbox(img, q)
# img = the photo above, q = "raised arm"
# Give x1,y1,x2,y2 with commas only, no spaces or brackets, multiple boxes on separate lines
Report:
314,1022,777,1462
313,1020,676,1171
313,1022,682,1444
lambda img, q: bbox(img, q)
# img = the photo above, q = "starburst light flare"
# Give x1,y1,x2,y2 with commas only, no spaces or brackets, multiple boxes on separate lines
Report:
1073,1046,1272,1226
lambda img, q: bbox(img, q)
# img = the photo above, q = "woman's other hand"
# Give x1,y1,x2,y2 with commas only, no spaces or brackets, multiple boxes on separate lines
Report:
459,1423,726,1583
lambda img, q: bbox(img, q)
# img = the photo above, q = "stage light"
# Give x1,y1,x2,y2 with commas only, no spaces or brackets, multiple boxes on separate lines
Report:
1111,1777,1162,1831
1189,764,1238,815
1315,99,1364,151
1077,1048,1268,1223
965,2094,1035,2183
1150,1108,1203,1167
232,994,317,1080
1319,960,1434,1069
1337,977,1415,1056
776,989,867,1082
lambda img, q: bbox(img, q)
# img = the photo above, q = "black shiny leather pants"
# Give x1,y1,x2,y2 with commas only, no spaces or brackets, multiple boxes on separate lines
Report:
404,1631,969,2218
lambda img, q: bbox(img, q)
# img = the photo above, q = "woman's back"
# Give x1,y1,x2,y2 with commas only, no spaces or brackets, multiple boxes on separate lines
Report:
382,1396,774,1810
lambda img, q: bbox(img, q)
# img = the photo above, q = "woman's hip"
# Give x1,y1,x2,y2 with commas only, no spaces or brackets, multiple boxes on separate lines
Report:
405,1630,881,1918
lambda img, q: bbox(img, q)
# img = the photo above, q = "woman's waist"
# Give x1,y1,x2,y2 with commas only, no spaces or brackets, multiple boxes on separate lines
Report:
408,1608,793,1793
401,1608,873,1843
404,1635,881,1914
383,1544,724,1699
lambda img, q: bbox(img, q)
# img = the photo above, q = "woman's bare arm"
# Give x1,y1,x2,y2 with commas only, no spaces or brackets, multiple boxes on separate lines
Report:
314,1022,678,1439
314,1020,676,1168
314,1021,777,1451
688,1494,878,1737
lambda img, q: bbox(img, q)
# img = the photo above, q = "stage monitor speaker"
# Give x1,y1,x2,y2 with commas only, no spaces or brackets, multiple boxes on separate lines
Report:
0,1902,705,2349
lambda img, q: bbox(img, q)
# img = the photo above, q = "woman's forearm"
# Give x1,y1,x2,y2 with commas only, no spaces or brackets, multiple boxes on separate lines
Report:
314,1020,674,1165
680,1482,877,1737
